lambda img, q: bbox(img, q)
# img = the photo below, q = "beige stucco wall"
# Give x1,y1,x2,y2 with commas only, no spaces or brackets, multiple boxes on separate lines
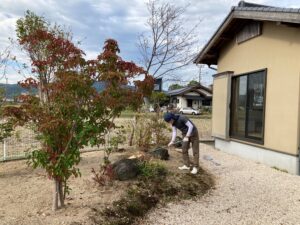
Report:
212,74,231,139
217,21,300,155
176,96,201,109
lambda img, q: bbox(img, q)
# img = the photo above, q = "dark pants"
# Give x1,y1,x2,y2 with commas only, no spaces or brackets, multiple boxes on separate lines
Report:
182,129,200,168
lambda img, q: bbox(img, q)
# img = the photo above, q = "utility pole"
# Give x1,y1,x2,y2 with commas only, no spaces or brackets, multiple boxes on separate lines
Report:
198,64,204,84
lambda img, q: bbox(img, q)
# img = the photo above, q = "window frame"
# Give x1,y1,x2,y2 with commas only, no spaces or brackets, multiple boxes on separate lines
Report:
229,68,267,145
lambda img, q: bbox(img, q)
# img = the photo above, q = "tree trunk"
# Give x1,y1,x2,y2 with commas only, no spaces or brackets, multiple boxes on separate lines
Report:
128,123,135,146
38,82,43,103
52,179,59,211
128,115,137,146
38,78,49,104
58,181,64,208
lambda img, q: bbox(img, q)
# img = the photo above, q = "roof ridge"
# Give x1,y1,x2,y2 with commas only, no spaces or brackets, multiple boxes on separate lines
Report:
238,1,276,8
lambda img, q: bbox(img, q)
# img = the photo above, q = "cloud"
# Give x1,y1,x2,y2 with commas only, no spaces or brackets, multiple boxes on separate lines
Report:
0,0,300,86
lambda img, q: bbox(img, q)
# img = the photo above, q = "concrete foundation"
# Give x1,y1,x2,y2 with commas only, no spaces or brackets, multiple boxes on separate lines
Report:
215,138,299,174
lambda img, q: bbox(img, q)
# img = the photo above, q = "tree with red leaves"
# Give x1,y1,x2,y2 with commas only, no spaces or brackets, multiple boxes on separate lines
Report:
16,10,84,103
2,11,154,211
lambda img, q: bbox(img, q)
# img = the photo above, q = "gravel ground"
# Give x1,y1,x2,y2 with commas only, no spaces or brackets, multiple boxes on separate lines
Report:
142,143,300,225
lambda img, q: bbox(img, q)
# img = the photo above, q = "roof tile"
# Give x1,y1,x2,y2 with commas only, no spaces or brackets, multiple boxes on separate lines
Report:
235,6,300,13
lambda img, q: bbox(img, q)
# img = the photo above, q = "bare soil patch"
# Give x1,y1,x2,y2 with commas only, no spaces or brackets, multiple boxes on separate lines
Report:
0,147,214,225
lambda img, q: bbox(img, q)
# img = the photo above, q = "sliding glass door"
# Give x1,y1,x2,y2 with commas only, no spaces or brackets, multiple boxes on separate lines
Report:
230,70,266,143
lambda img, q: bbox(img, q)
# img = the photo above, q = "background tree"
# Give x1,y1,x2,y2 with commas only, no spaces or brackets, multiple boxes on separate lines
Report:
2,12,153,211
150,91,168,112
0,47,13,142
0,87,5,103
168,83,184,91
187,80,200,87
138,0,200,79
0,46,11,79
168,80,200,91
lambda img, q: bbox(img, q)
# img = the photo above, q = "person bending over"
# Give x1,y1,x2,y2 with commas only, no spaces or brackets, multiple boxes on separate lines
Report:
164,112,199,174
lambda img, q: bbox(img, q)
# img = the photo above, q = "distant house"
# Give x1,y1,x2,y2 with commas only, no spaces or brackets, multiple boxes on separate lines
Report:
166,85,212,109
195,1,300,174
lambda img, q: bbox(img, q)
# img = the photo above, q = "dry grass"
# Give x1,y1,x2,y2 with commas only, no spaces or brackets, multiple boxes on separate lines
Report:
0,117,212,161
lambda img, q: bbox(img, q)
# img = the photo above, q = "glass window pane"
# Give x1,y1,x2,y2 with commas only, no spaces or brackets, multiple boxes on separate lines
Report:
231,75,247,137
246,71,265,139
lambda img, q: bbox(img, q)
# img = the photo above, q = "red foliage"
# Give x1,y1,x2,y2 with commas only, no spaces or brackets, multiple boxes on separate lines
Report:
134,75,155,97
91,164,115,186
18,77,38,89
89,39,154,113
20,29,84,77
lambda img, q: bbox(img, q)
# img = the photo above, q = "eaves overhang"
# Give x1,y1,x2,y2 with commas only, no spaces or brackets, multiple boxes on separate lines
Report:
194,3,300,65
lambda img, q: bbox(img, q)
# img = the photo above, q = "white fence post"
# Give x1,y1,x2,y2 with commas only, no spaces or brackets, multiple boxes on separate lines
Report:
3,140,7,161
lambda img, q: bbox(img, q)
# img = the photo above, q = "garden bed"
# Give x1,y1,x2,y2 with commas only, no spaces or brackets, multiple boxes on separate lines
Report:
0,148,214,225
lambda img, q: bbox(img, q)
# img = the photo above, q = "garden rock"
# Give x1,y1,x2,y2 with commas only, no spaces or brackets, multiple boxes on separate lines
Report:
174,136,182,148
150,147,169,160
112,159,139,181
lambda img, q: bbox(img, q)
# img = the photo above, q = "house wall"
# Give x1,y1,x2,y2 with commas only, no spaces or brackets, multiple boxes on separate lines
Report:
174,96,201,109
216,21,300,156
176,96,186,109
212,73,231,139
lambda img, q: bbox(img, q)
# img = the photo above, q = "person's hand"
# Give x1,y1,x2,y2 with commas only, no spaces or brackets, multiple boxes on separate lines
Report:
168,141,174,147
183,136,189,142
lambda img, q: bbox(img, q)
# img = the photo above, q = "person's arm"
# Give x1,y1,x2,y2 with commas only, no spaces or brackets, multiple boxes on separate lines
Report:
185,121,194,137
168,126,177,147
171,126,177,142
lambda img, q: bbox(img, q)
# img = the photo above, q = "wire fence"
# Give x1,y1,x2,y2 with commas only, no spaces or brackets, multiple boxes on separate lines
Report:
0,117,213,162
0,127,100,162
0,128,38,161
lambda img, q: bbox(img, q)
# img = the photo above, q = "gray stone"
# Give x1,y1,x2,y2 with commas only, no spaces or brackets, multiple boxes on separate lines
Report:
150,147,169,160
112,158,139,181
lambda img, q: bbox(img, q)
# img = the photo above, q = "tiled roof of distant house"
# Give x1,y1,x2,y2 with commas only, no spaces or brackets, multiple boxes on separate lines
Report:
166,85,212,97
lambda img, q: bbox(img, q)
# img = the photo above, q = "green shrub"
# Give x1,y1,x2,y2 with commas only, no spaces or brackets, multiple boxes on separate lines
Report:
137,161,167,179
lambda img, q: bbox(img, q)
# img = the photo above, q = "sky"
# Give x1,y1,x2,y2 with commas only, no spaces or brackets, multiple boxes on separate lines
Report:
1,0,300,88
